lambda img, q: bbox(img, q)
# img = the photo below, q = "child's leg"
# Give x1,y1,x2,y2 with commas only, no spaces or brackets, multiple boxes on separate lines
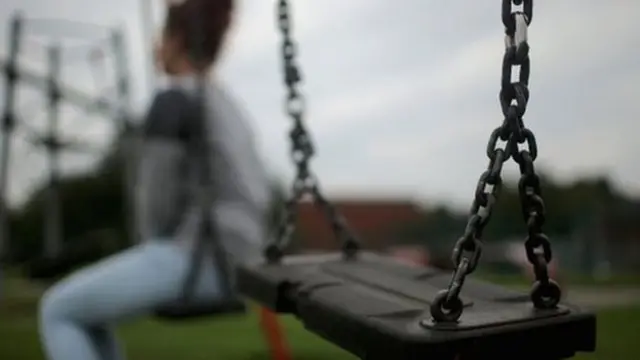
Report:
38,241,221,360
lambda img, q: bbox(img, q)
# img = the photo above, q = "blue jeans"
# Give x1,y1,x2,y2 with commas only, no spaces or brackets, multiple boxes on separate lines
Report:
38,240,222,360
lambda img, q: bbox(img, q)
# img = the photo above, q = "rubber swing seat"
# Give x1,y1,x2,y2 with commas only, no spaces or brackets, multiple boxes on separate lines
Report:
237,251,596,360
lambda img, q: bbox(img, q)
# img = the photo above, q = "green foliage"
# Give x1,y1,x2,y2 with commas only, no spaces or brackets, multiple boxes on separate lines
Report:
7,131,639,274
9,164,126,263
398,172,638,246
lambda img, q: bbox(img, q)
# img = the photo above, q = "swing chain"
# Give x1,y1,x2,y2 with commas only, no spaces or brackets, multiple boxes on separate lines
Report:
431,0,560,323
501,0,560,311
265,0,359,263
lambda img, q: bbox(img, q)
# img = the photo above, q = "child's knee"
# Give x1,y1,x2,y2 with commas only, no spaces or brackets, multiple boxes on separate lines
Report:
39,285,72,323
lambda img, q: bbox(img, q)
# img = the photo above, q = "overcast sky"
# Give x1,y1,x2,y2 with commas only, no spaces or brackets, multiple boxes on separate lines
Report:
1,0,639,210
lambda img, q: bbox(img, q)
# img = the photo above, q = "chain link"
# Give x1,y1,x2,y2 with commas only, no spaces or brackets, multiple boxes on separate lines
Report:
431,0,561,323
265,0,360,264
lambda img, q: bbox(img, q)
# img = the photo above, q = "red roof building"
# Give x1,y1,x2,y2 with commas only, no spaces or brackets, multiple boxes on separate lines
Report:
292,198,426,252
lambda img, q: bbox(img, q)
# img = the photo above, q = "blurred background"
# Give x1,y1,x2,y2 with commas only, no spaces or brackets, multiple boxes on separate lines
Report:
0,0,638,359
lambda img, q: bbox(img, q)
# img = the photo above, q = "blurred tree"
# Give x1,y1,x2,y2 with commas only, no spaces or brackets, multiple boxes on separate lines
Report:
9,168,124,263
396,171,636,246
8,137,638,276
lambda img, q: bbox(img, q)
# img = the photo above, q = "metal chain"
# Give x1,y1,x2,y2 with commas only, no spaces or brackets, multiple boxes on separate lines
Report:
264,0,360,263
430,0,561,323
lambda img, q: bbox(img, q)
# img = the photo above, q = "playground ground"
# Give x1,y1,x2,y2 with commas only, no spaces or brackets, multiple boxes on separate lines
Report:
1,275,639,359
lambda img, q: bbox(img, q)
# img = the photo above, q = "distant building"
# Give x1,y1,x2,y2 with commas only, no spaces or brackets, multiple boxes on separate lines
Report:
504,240,559,280
293,198,426,252
388,245,431,266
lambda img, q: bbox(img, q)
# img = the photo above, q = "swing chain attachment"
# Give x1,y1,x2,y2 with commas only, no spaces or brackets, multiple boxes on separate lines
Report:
264,0,360,264
431,0,560,323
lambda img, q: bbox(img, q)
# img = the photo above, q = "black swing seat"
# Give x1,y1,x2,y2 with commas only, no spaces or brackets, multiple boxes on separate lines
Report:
154,299,247,320
237,251,596,360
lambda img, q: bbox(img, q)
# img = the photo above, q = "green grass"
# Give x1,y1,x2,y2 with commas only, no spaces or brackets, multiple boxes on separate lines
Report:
577,305,640,360
0,276,354,359
1,276,639,359
0,310,355,359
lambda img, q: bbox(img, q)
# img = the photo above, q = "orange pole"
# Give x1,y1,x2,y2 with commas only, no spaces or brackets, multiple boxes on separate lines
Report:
259,306,292,360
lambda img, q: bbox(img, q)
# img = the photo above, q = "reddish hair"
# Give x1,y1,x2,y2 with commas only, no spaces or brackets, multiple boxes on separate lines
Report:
164,0,234,67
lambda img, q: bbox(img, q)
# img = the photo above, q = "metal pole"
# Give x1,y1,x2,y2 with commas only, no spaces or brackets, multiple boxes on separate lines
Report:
0,58,114,117
0,13,23,261
43,44,63,260
111,29,139,245
139,0,157,94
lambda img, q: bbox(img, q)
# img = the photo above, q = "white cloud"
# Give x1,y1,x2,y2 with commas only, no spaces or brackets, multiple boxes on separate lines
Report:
284,0,640,208
1,0,639,208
